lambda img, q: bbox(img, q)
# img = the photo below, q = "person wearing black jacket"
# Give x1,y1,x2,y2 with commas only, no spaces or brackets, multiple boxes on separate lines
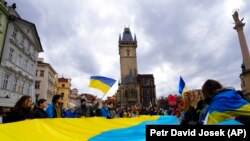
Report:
33,99,48,118
3,95,35,123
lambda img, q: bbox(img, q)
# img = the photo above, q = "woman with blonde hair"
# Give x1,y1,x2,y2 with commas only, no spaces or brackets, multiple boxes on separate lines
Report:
181,91,200,125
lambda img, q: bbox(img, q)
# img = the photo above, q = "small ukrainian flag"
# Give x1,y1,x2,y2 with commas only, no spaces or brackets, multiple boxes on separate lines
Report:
89,76,116,94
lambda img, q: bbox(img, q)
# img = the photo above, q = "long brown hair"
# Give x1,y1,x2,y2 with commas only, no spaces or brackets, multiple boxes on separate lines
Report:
202,79,222,99
13,95,32,110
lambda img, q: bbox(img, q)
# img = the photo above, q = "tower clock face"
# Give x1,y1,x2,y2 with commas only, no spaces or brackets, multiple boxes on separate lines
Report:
125,47,132,56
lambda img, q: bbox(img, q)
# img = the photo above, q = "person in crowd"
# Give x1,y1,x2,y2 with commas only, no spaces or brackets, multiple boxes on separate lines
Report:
65,103,78,118
0,107,10,123
100,101,110,118
76,99,90,117
3,95,34,123
0,107,5,123
89,99,101,117
46,95,64,118
201,79,250,124
181,92,200,125
107,102,116,119
33,99,48,118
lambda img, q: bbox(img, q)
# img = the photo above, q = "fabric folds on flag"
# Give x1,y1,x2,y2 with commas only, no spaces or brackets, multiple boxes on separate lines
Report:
89,76,116,94
205,89,250,124
178,76,188,95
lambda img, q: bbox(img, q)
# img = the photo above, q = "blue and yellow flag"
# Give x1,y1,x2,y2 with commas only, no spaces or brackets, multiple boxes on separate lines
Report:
147,95,152,108
89,76,116,94
0,116,180,141
204,89,250,124
178,76,188,95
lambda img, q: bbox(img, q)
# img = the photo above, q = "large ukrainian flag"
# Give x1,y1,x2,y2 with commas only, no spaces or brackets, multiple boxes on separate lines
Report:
89,76,116,94
0,116,180,141
205,89,250,124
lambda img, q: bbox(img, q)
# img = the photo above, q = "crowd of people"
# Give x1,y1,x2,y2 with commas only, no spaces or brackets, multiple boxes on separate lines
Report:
1,79,250,124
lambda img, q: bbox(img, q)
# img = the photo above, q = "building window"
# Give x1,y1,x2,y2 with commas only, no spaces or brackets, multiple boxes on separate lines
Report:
0,13,3,26
12,78,18,92
27,84,31,95
61,92,64,98
26,43,30,53
62,84,65,87
21,36,24,46
24,59,28,70
8,48,14,62
35,81,40,89
12,28,17,39
2,74,10,89
40,70,44,77
18,54,22,66
19,82,24,94
29,63,34,73
36,70,38,76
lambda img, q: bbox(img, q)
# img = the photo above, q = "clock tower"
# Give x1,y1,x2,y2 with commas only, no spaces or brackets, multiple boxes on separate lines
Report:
119,28,138,82
117,28,140,106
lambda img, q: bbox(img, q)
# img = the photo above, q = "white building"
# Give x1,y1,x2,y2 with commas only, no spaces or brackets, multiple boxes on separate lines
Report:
35,58,57,103
0,5,43,107
69,88,81,107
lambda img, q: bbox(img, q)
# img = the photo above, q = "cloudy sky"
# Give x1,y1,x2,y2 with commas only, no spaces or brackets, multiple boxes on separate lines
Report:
5,0,250,99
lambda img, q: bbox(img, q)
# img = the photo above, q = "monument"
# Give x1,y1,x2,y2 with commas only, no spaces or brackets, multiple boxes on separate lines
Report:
233,10,250,100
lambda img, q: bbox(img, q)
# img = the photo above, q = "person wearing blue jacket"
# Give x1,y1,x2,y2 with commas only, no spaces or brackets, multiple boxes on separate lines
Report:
46,95,64,118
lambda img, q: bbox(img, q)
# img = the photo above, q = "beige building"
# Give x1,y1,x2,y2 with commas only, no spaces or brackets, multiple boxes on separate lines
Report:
35,58,57,103
57,77,71,109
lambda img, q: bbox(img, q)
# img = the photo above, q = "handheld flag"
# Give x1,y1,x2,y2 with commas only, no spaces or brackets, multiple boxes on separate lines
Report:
147,95,152,108
178,76,188,95
89,76,116,94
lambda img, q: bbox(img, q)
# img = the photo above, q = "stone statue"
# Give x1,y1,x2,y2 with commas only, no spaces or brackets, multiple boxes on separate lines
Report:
233,10,244,25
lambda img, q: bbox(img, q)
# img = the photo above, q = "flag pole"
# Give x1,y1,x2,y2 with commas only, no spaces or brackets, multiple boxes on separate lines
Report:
100,93,107,100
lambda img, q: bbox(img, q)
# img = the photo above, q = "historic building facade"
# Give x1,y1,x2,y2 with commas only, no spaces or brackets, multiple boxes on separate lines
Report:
35,58,57,103
137,74,156,107
0,4,43,107
0,0,9,61
116,28,156,107
56,77,71,109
